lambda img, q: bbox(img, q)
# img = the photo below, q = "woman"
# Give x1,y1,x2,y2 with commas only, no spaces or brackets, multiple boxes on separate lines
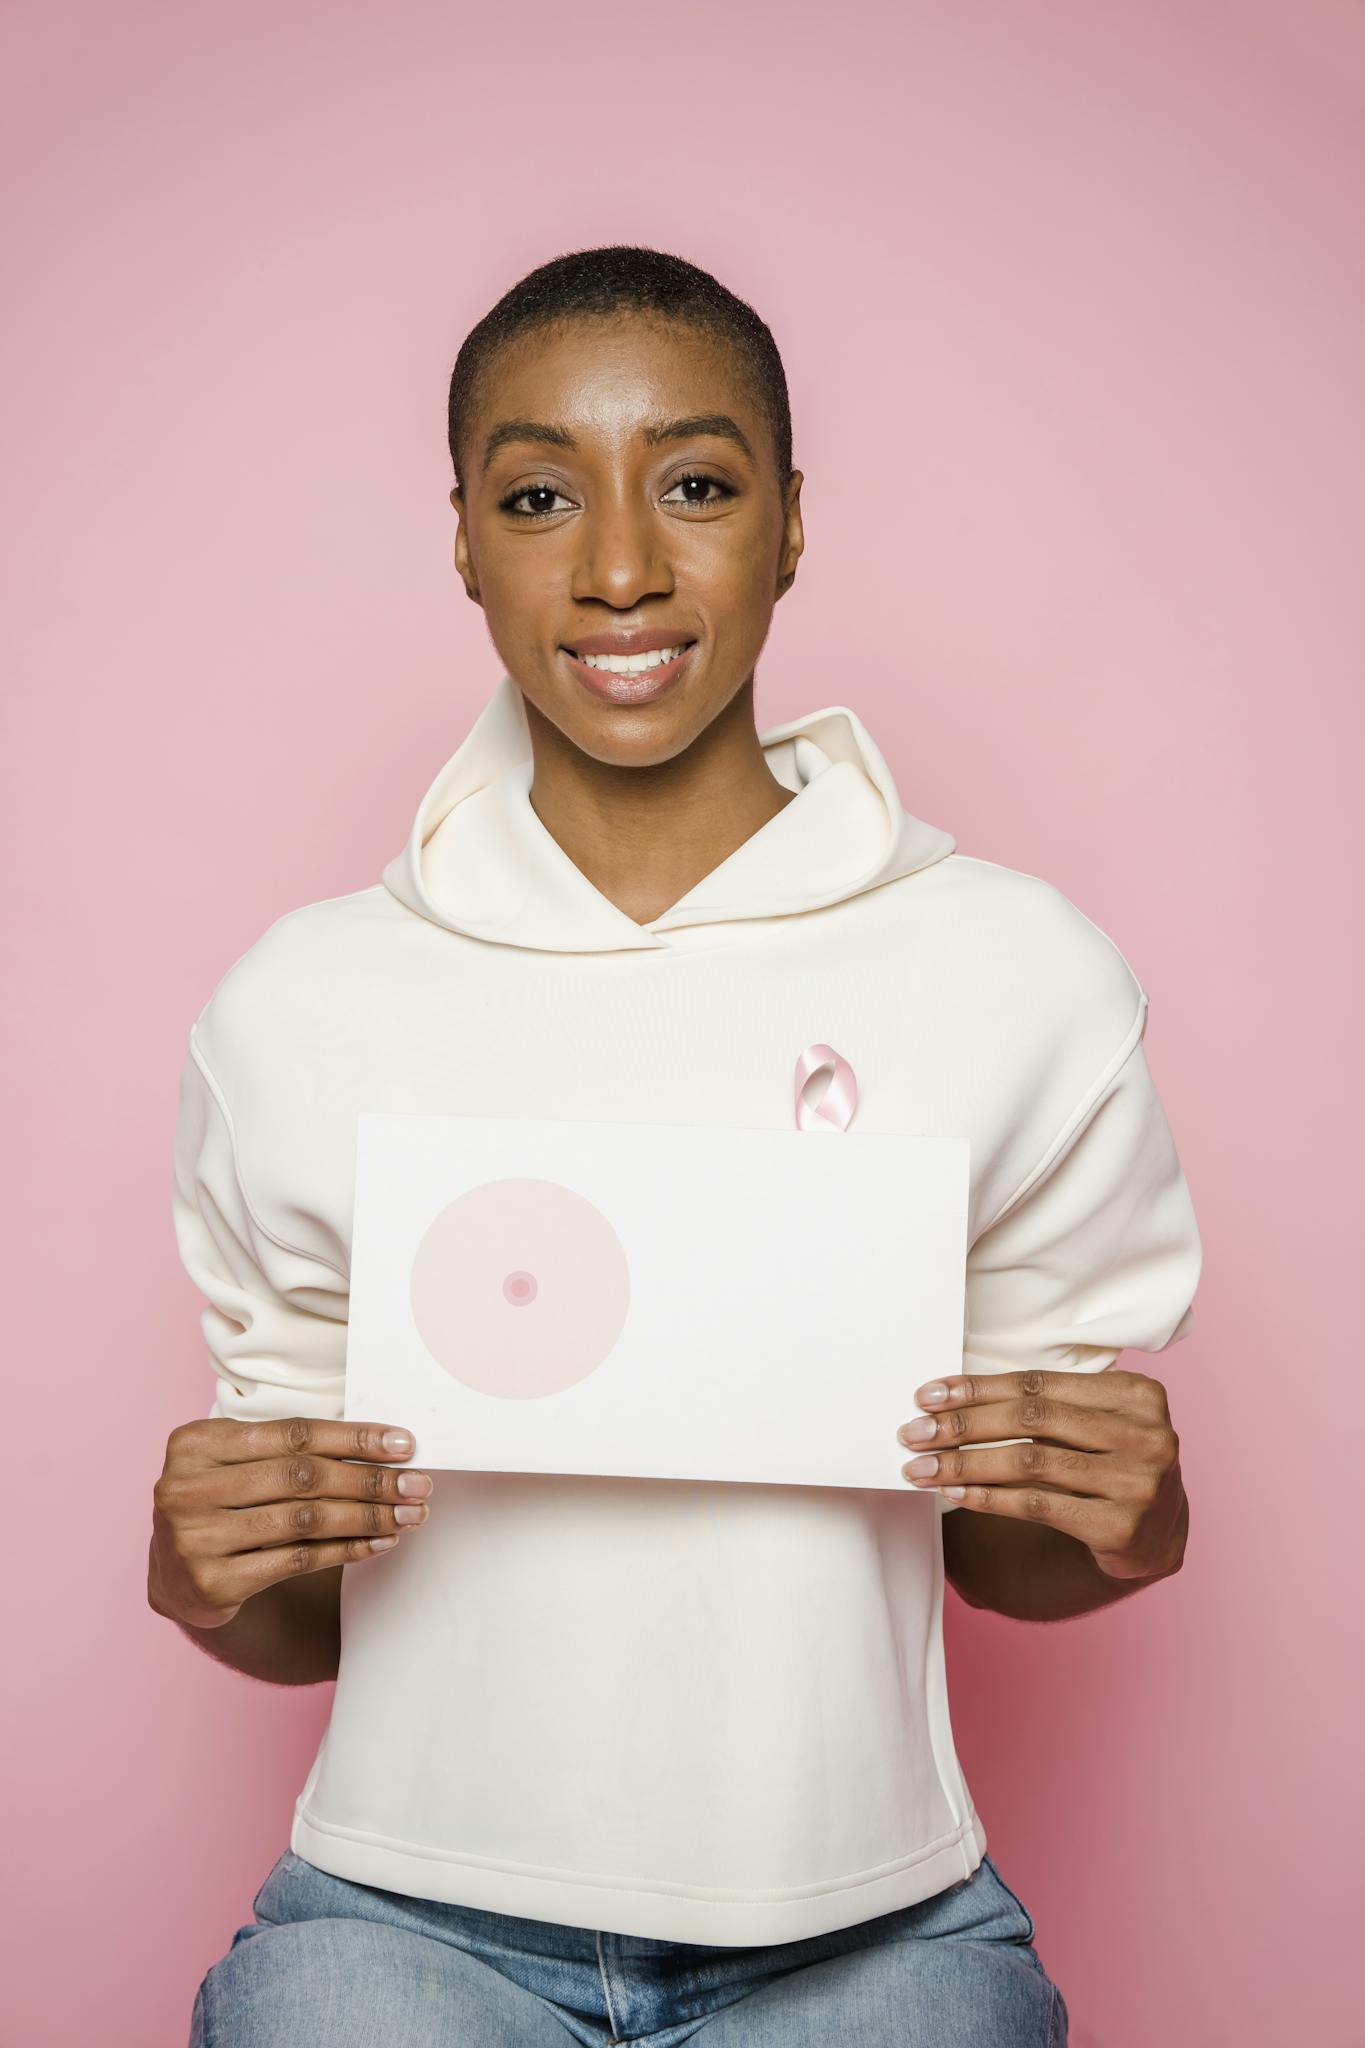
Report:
151,244,1202,2046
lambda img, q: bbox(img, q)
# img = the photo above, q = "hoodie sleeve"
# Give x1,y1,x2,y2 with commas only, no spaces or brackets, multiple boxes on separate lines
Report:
944,998,1202,1510
171,1030,349,1424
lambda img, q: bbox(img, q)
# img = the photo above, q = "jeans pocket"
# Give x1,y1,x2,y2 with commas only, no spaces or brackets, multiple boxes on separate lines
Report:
980,1852,1038,1943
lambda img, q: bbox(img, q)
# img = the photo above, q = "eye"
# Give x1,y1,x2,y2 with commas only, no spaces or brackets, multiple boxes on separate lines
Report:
496,470,738,522
661,470,736,511
498,482,575,520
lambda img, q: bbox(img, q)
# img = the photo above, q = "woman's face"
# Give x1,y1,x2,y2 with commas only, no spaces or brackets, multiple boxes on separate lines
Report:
451,314,804,767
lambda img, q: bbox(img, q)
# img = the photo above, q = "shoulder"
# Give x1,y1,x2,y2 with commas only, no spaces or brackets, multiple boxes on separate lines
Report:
936,850,1143,991
187,882,401,1100
917,850,1149,1080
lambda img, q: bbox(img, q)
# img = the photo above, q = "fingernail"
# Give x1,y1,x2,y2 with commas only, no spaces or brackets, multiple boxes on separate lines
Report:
396,1472,431,1497
918,1384,949,1406
394,1503,428,1525
369,1535,399,1551
942,1486,967,1500
382,1431,414,1454
899,1418,937,1444
907,1455,939,1479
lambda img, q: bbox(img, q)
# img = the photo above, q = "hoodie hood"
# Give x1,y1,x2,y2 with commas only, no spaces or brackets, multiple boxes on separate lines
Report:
381,673,957,953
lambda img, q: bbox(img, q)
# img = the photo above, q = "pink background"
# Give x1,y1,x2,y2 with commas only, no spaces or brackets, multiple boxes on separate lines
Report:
4,2,1361,2042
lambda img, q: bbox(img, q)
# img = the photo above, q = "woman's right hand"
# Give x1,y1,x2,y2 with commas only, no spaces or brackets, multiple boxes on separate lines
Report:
148,1417,432,1629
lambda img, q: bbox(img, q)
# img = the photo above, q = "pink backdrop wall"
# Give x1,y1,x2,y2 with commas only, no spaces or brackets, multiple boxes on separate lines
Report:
5,2,1361,2041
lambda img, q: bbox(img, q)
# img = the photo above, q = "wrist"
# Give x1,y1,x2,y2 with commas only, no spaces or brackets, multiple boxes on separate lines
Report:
1094,1486,1189,1585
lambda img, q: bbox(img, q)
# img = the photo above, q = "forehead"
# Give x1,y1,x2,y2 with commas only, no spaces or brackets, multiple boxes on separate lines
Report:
472,314,763,459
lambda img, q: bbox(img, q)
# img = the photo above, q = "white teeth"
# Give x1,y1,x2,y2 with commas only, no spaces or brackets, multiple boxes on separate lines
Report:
577,644,689,674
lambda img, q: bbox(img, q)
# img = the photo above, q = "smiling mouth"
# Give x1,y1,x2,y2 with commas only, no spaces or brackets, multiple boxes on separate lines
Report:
562,640,696,675
559,640,698,704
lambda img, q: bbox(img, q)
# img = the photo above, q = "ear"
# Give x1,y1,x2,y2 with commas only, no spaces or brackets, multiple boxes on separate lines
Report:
775,468,805,601
450,489,482,606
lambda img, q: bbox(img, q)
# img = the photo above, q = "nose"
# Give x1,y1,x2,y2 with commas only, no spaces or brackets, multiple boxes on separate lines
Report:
570,491,674,611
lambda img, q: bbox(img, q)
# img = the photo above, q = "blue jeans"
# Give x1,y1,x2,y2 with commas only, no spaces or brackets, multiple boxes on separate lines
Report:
189,1846,1068,2045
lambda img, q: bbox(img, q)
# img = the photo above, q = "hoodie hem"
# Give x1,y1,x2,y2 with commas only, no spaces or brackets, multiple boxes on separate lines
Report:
289,1802,988,1947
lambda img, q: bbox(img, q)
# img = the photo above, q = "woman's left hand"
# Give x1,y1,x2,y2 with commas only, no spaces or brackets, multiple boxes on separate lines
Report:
897,1368,1188,1582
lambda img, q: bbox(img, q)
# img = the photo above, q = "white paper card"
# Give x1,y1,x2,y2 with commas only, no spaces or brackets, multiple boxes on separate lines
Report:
343,1113,969,1491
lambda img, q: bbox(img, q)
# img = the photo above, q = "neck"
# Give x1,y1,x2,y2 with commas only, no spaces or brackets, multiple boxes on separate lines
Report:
522,677,797,926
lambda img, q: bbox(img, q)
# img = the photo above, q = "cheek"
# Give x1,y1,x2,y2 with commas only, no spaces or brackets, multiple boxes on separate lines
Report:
484,547,560,613
686,524,778,632
716,558,782,668
477,553,565,666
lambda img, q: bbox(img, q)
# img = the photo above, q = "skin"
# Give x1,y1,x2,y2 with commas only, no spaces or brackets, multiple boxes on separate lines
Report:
148,1421,431,1679
149,312,1187,1683
449,311,806,925
905,1369,1189,1619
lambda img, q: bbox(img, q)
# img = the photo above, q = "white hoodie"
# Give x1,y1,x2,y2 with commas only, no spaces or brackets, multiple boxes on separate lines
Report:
171,673,1202,1945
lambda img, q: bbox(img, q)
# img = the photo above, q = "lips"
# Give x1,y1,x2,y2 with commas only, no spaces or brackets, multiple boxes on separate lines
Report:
561,640,696,705
562,629,698,657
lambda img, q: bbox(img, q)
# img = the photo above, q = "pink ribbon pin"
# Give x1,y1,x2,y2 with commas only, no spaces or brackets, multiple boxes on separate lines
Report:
793,1043,858,1133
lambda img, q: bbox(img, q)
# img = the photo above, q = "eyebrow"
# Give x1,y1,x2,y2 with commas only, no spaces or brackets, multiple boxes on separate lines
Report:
479,412,755,478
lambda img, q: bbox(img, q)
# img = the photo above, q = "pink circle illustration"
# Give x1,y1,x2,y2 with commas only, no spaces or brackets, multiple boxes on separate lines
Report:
409,1177,631,1399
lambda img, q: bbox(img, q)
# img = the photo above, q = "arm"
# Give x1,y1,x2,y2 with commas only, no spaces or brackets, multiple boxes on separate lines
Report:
903,1362,1191,1617
147,1412,430,1683
902,1362,1193,1619
907,995,1202,1617
162,1037,424,1680
941,1475,1188,1620
166,1566,342,1686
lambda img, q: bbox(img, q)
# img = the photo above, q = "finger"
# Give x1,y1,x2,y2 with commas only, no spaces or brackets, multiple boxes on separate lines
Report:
914,1368,1168,1421
207,1490,432,1558
189,1417,419,1467
902,1439,1119,1498
899,1389,1139,1458
930,1482,1138,1549
226,1528,419,1598
183,1446,434,1513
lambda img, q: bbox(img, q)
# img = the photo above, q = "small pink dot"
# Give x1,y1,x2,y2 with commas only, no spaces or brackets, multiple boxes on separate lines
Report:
502,1269,538,1306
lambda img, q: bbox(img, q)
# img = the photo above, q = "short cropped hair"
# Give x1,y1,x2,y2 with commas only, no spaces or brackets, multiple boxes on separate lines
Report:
447,244,792,498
